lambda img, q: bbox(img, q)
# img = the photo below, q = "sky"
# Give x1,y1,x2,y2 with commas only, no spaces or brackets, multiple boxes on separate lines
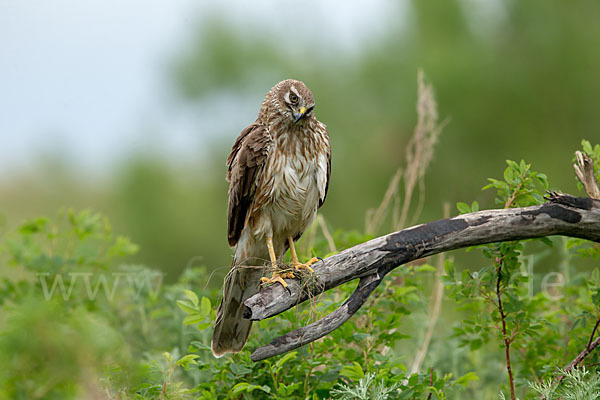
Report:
0,0,398,179
0,0,199,178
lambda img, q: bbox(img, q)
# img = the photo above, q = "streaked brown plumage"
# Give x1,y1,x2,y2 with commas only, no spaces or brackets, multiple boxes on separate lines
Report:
211,79,331,357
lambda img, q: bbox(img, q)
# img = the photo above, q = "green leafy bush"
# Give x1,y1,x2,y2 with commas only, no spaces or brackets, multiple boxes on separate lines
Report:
0,140,599,399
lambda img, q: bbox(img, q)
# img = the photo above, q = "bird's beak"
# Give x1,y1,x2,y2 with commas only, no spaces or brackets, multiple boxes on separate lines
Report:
294,106,307,123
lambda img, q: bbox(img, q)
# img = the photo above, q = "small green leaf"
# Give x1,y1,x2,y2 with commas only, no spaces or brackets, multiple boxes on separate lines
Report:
176,300,199,314
469,338,482,351
275,351,297,371
531,192,544,204
339,361,364,381
230,382,271,395
190,340,212,351
108,236,139,257
231,382,249,395
351,332,371,341
408,373,419,386
163,352,173,364
230,363,253,376
195,322,212,331
456,202,471,214
200,296,211,318
183,314,205,325
184,289,199,307
456,371,479,387
445,260,456,278
415,264,437,273
504,166,514,183
175,354,200,368
19,217,49,234
259,385,271,394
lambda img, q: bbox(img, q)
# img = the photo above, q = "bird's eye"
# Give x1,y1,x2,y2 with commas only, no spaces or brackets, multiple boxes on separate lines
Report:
289,93,298,103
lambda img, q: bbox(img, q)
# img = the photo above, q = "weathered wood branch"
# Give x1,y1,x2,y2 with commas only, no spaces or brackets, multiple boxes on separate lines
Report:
249,272,384,361
245,193,600,361
574,151,600,200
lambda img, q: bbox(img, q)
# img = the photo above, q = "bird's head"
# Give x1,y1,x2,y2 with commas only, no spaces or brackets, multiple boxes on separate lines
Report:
270,79,315,124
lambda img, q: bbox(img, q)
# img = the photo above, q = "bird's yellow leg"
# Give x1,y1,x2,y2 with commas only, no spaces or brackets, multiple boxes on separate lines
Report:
261,236,294,288
288,236,318,273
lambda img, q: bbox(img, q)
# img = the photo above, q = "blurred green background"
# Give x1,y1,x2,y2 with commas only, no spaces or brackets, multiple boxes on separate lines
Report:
2,0,599,284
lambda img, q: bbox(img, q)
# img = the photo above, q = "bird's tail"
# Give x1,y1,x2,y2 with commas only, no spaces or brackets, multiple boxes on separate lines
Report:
211,258,263,357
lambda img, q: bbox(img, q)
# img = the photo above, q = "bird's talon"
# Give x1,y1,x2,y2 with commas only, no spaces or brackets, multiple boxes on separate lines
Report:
291,263,313,273
292,257,319,274
306,256,319,267
260,274,289,288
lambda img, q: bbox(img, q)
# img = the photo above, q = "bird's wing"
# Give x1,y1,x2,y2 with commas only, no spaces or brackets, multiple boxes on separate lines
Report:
318,125,331,209
226,122,271,246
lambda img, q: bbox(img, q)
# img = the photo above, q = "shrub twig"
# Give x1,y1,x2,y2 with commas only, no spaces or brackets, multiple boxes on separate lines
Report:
554,331,600,385
496,256,516,400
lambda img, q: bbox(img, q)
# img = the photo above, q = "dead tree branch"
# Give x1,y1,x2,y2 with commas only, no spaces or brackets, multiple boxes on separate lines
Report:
245,193,600,361
574,151,600,200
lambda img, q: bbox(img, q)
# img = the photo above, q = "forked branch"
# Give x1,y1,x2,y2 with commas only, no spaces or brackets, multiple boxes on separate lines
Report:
245,193,600,361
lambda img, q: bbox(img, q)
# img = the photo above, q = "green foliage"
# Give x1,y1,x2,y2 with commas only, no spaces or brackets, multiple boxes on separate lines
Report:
1,143,599,399
565,139,600,262
331,373,399,400
579,140,600,180
456,201,479,214
175,235,474,399
530,368,600,400
0,208,477,398
445,150,600,399
482,159,548,208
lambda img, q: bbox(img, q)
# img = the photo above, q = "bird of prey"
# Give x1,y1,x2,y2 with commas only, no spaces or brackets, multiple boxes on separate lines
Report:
211,79,331,357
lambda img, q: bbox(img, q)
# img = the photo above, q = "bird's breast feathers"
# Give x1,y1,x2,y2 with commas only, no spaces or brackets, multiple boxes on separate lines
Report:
256,129,329,236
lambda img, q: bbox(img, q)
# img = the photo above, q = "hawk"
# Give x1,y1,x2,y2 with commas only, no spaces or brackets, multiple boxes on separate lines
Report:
211,79,331,357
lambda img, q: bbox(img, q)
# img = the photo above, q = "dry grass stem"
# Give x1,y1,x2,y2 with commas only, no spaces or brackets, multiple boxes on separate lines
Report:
397,70,448,230
316,214,337,253
298,217,318,258
365,69,447,235
409,178,427,227
365,168,402,235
